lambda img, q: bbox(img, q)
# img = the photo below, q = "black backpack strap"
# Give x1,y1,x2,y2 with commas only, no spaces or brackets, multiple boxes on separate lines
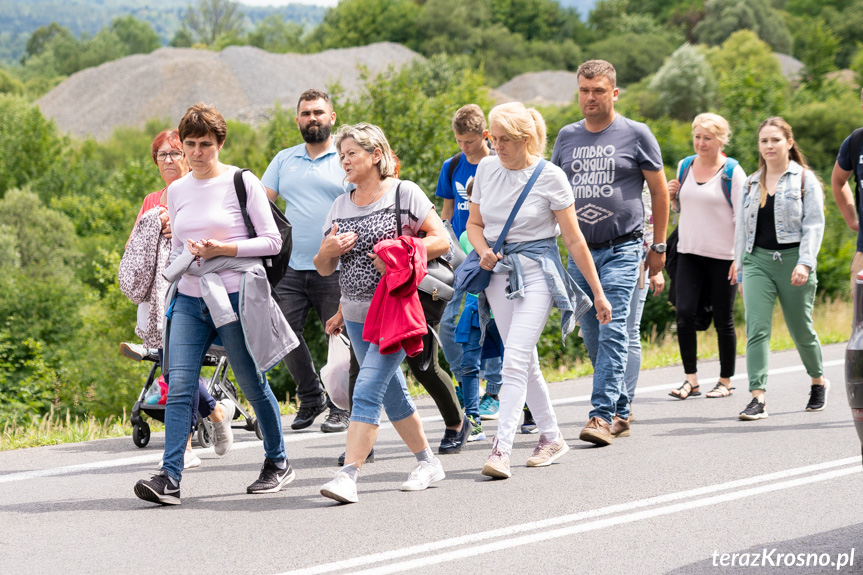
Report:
447,152,462,186
233,168,257,239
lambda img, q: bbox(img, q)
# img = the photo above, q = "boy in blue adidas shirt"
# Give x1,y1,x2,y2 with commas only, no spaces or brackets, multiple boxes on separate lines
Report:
435,105,502,420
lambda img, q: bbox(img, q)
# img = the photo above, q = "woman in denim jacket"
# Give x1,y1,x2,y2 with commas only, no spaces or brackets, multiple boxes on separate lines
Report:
734,117,828,421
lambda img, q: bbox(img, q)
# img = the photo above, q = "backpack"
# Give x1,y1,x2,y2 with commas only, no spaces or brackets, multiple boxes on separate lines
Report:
677,154,739,208
233,168,292,288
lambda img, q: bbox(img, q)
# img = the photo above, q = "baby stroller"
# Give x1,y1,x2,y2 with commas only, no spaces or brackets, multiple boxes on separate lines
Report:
122,342,264,448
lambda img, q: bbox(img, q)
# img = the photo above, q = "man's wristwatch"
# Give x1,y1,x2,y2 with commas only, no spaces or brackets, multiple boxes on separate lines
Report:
650,243,667,254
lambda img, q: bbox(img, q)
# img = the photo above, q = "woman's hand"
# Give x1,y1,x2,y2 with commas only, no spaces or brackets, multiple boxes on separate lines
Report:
728,262,737,286
649,271,665,294
368,253,386,275
187,238,237,258
158,207,172,240
325,309,345,336
667,178,680,201
320,222,358,258
594,294,612,325
791,264,810,286
479,247,502,271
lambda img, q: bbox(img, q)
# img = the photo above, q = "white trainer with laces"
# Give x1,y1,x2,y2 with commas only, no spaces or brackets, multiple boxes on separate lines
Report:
400,458,445,491
159,450,201,470
320,470,359,504
212,399,235,456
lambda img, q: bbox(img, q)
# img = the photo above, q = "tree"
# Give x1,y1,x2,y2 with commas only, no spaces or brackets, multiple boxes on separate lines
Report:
587,33,677,85
797,20,839,90
649,43,718,120
21,22,73,64
109,16,161,56
707,31,789,170
182,0,246,46
693,0,792,54
310,0,420,51
247,15,305,53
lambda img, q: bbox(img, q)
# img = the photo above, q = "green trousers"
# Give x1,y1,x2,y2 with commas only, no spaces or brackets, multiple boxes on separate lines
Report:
742,246,823,391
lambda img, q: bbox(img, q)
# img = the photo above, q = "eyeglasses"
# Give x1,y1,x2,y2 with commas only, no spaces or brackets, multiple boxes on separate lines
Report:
155,150,184,162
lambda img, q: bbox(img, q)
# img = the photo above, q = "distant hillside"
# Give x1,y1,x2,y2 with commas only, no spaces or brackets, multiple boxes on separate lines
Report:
0,0,324,64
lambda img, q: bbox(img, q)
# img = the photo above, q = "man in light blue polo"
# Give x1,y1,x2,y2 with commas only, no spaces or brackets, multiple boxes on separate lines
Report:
262,89,351,433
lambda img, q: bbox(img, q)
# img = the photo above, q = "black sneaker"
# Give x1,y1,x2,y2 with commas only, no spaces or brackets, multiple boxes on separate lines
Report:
337,448,375,466
246,459,296,494
739,397,768,420
438,414,471,454
134,471,181,505
321,408,350,433
521,406,538,434
291,399,327,430
805,379,830,411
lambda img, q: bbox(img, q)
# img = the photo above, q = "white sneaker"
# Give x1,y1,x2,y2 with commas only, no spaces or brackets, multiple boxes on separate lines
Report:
159,450,201,470
320,471,359,504
400,459,445,491
212,399,235,456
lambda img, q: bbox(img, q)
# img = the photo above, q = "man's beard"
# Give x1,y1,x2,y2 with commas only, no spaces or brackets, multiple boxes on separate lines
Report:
301,122,332,144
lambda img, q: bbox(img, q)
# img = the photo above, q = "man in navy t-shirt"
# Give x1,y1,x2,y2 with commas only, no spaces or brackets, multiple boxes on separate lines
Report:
831,89,863,293
434,105,502,419
551,60,668,446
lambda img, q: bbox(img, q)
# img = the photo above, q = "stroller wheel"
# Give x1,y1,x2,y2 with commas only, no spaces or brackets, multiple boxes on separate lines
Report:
132,422,150,448
197,419,214,448
253,418,264,441
244,416,256,431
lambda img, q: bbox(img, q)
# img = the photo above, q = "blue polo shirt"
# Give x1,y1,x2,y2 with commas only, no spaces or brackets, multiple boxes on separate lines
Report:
262,142,350,270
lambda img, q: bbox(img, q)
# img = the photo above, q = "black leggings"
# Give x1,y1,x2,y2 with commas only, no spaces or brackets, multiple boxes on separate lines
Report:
347,323,463,427
675,253,737,378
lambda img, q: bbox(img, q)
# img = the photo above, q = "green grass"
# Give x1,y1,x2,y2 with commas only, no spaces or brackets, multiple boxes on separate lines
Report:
1,297,853,451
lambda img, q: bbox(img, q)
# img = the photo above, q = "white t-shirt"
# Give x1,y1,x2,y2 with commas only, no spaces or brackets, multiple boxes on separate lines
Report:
472,156,574,245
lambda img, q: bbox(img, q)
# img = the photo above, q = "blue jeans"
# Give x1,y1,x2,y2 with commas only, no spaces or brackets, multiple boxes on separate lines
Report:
460,321,503,418
164,293,286,481
480,357,502,396
623,265,649,405
345,320,417,426
439,290,465,383
568,240,641,423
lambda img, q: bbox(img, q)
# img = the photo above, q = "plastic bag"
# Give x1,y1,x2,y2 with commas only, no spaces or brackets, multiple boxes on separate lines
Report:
144,378,161,405
320,334,351,410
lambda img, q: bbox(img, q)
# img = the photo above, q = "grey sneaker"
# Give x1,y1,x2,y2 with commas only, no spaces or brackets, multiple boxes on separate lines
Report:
320,470,359,504
805,379,830,411
739,397,768,420
400,459,445,491
212,399,235,456
481,443,511,479
525,433,569,467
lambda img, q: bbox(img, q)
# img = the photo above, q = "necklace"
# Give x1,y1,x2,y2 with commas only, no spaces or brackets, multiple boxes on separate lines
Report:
354,180,385,207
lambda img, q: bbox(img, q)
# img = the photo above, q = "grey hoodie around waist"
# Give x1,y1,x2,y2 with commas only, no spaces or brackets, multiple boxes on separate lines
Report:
478,237,593,343
734,160,824,281
161,250,298,378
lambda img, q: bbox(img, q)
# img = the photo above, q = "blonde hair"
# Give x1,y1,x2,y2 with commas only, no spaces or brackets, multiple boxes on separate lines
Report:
489,102,547,158
333,123,396,179
692,113,731,147
756,117,809,208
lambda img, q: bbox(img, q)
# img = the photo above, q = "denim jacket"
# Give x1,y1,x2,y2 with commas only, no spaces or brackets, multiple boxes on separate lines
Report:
734,160,824,281
477,237,593,342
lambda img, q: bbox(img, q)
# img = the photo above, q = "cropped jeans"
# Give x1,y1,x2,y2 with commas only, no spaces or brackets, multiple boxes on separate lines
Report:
345,320,416,426
163,292,286,482
568,239,641,423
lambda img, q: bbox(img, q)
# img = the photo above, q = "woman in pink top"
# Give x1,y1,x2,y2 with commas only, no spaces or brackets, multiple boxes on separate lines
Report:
667,113,746,400
134,104,292,506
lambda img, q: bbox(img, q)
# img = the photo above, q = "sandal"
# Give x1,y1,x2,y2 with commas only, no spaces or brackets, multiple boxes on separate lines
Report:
669,381,700,400
705,382,735,398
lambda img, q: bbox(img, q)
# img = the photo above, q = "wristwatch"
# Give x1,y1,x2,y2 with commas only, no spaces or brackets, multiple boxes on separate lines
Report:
650,243,667,254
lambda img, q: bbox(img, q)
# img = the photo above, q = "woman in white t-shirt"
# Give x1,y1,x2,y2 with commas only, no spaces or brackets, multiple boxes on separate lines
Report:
667,113,746,400
467,102,611,479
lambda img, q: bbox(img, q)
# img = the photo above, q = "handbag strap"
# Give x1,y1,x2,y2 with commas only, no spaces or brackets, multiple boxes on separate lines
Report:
491,159,547,252
393,181,403,233
233,168,257,239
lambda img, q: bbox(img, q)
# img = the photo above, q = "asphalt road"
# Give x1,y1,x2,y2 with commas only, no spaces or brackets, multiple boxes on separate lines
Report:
1,343,861,575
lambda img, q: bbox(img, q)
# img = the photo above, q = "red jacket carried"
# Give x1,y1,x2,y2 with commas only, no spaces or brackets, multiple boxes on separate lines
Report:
363,236,428,356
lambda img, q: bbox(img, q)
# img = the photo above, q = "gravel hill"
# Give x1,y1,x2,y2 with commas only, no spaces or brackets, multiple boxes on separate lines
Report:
37,42,422,140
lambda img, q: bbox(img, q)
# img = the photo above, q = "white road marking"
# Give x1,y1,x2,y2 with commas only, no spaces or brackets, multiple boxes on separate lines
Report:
0,359,846,485
277,457,862,575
